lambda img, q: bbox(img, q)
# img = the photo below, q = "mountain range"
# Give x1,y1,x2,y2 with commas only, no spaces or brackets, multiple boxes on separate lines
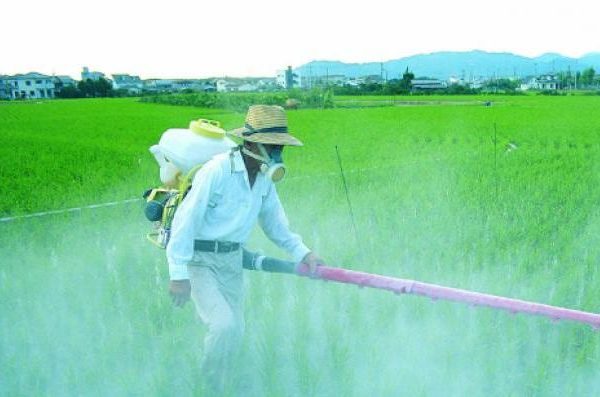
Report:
295,51,600,80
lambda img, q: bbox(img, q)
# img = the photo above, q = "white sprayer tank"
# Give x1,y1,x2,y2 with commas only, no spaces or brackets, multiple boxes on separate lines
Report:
150,119,236,186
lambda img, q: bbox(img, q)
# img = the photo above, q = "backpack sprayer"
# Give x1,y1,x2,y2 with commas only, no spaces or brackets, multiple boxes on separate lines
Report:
145,119,600,330
144,119,236,248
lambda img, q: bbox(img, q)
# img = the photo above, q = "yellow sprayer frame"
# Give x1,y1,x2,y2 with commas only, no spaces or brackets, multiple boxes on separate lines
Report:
146,164,204,248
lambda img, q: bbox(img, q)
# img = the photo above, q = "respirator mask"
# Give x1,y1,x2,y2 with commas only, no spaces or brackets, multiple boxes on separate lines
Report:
242,143,286,182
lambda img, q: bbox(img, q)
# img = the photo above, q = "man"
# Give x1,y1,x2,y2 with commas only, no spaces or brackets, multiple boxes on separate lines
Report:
166,104,325,392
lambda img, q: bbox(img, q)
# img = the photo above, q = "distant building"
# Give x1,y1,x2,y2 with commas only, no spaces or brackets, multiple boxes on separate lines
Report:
53,75,77,91
411,79,448,91
522,75,559,90
215,79,229,92
256,78,277,90
237,83,258,92
112,74,143,93
197,82,216,92
2,72,56,99
449,76,486,89
315,74,346,86
0,75,10,99
277,66,301,89
469,78,485,90
173,80,195,91
448,76,464,85
362,74,384,84
81,67,106,81
143,78,215,92
343,78,361,87
143,79,172,91
171,79,215,92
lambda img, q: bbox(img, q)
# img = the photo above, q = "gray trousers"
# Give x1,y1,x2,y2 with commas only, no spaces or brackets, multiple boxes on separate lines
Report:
188,250,245,393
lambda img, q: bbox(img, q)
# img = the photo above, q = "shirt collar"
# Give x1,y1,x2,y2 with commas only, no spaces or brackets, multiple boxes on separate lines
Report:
230,148,246,173
231,147,272,191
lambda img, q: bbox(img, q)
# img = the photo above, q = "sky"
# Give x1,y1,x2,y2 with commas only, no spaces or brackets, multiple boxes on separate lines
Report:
3,0,599,79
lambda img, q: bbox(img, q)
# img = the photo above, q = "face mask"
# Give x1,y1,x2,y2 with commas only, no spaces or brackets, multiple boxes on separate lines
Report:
242,143,286,182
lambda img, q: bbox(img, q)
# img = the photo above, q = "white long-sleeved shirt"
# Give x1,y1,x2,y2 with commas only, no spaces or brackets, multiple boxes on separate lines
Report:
166,149,311,280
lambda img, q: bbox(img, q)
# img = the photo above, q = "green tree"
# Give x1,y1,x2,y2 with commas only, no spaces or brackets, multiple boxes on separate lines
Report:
77,79,93,97
580,67,596,87
77,78,113,97
55,85,84,98
557,71,573,88
93,78,113,97
400,67,414,92
485,78,519,93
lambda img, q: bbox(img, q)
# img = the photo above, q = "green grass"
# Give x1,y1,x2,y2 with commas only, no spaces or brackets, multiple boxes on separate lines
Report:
1,96,600,395
0,98,241,215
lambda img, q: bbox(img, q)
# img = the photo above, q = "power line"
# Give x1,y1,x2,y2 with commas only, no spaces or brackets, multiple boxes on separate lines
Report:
0,198,141,222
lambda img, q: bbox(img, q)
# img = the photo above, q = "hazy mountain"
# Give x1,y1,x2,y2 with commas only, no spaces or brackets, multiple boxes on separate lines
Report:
296,50,600,80
580,52,600,67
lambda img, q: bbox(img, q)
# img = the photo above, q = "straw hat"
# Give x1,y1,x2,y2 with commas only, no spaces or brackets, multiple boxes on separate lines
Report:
228,105,303,146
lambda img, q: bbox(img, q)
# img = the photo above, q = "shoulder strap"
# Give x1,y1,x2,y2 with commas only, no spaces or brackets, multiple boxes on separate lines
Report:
177,164,204,203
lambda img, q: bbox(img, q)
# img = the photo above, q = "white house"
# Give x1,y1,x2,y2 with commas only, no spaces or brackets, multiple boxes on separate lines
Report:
112,74,143,93
277,66,301,89
237,83,258,92
143,79,175,91
469,78,485,90
216,79,229,92
256,78,276,89
0,75,10,99
522,75,559,91
276,70,286,88
81,67,106,81
411,79,448,91
54,75,76,86
53,75,76,91
3,72,56,99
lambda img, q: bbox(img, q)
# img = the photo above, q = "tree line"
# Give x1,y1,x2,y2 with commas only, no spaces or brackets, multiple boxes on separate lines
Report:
556,67,596,88
330,67,598,96
55,78,122,98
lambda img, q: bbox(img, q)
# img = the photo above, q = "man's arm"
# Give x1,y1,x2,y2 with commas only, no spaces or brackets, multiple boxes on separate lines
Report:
258,184,325,271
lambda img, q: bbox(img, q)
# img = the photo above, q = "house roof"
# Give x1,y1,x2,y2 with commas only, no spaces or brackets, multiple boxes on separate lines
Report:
10,72,52,80
112,74,141,80
412,79,447,89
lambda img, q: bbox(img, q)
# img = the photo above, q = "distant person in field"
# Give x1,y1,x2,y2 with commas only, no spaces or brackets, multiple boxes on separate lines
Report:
166,104,325,393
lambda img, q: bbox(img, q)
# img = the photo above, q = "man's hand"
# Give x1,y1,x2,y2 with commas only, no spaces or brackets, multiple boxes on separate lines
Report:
301,252,326,275
169,279,191,307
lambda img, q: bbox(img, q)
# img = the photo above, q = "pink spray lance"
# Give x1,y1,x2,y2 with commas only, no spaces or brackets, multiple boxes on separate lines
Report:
264,146,600,329
243,250,600,330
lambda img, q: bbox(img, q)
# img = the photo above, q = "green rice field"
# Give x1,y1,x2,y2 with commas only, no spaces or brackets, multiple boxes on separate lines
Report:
1,96,599,395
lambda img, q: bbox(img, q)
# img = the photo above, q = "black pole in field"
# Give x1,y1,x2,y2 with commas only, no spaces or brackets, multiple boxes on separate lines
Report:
335,145,361,250
493,122,498,199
